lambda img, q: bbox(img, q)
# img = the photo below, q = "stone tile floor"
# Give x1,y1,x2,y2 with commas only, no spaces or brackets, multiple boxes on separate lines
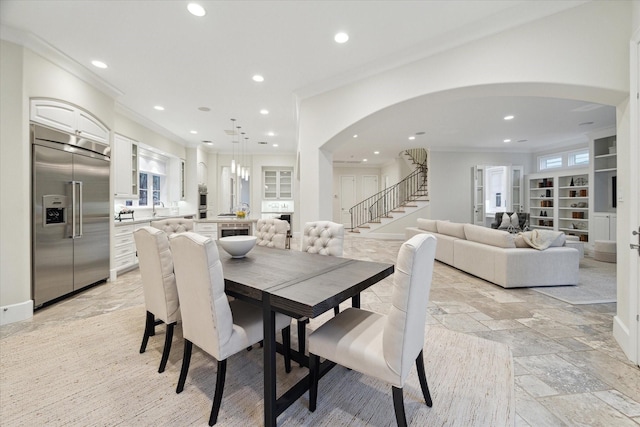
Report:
2,235,639,426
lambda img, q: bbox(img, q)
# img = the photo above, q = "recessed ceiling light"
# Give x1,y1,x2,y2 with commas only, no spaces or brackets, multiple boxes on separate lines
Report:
190,130,198,134
187,3,206,17
363,159,368,162
374,151,380,155
252,75,264,82
153,105,165,111
91,60,107,69
334,32,349,43
267,132,275,137
273,144,279,148
202,140,213,145
504,115,514,120
260,109,269,115
408,136,416,140
353,134,358,138
503,139,511,143
198,106,211,112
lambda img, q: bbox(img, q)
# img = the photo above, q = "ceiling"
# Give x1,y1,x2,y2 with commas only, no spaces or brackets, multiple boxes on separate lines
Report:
0,0,615,165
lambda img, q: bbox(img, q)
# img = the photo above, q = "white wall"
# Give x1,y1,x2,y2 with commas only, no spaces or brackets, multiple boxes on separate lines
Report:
298,1,631,233
429,150,533,223
0,41,29,310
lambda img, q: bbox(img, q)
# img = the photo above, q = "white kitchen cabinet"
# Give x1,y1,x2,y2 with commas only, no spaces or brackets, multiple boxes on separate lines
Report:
195,222,217,239
30,99,109,144
113,222,150,273
592,213,616,242
113,134,139,197
263,168,293,199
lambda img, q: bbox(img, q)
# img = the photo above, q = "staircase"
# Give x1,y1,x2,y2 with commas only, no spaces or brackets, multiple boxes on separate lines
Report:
348,148,429,233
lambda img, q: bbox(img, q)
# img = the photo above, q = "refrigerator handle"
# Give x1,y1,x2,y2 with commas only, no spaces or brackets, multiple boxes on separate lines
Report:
78,181,83,237
71,181,83,239
71,180,77,238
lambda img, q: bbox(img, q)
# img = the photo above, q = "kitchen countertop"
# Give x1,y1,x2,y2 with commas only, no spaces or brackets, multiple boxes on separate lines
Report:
196,217,258,223
113,214,196,226
114,215,259,226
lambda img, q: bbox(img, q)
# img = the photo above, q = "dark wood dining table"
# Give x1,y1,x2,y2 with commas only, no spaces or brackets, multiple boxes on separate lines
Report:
218,243,395,427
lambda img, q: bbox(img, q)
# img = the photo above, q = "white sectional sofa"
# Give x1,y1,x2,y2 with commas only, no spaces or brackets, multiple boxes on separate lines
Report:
405,219,580,288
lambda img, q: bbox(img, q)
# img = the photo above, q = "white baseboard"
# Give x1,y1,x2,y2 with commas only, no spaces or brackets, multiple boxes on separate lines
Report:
613,315,637,365
0,300,34,325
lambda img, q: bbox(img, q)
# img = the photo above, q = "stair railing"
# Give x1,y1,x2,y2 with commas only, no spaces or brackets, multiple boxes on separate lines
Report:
349,149,428,231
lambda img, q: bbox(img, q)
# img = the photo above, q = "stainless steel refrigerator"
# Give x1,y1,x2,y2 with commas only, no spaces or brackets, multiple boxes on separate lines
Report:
32,124,110,307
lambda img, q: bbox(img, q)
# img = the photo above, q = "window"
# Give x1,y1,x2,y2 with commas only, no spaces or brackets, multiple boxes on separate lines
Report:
138,149,167,206
568,149,590,166
539,154,563,170
139,172,162,206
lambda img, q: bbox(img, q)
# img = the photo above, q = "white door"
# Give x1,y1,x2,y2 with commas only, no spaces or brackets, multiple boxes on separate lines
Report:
363,175,379,199
340,175,356,227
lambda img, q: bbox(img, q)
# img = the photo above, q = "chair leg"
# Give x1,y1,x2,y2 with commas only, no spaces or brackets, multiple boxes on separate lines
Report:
282,326,292,373
297,318,308,367
176,339,193,394
415,350,432,407
139,310,155,353
158,322,175,373
308,353,320,412
209,359,227,426
392,386,408,427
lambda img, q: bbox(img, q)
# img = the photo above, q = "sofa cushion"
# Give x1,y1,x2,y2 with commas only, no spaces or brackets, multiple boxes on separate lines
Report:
416,218,438,232
463,224,515,248
436,221,465,239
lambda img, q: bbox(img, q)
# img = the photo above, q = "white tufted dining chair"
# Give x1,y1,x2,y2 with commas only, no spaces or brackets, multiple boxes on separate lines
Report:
255,218,289,249
133,226,180,373
168,232,292,426
301,221,344,256
150,218,194,236
296,221,345,364
308,233,438,427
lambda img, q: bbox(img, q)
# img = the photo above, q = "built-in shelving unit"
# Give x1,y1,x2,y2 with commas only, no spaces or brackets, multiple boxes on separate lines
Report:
528,176,555,230
591,134,617,241
557,173,589,241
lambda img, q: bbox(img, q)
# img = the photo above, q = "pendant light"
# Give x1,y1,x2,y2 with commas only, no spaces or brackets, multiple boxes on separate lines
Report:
236,126,242,176
230,118,236,174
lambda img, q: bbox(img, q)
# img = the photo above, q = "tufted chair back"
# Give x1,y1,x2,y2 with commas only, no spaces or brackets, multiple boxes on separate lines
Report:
382,233,437,383
151,218,194,236
169,232,235,360
255,218,289,249
133,227,180,324
301,221,344,256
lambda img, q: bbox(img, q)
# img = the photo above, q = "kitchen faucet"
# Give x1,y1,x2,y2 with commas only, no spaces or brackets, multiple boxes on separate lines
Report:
152,201,164,217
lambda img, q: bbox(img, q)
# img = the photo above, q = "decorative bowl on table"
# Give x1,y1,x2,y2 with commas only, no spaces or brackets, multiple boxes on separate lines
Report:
219,235,257,258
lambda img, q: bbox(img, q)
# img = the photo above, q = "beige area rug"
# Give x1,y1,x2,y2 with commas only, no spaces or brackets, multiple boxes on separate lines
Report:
0,306,514,426
531,257,617,305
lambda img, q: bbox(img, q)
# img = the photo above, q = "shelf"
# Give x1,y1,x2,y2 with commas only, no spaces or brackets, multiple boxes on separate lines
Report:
531,225,554,230
595,168,616,173
558,207,588,211
531,215,555,220
559,196,588,200
560,228,588,233
558,185,588,189
595,153,616,159
560,217,587,221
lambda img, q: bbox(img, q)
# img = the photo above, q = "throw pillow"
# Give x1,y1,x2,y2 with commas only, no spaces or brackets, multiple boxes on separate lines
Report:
498,213,510,229
510,212,519,228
